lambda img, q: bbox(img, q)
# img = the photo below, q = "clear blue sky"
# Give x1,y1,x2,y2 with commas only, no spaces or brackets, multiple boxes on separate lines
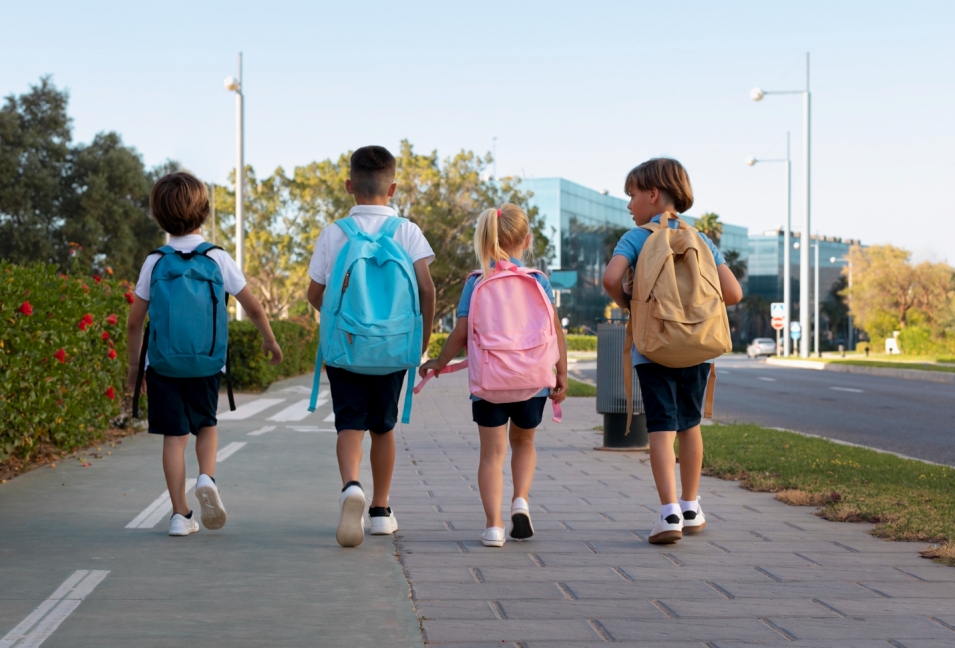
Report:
3,1,953,263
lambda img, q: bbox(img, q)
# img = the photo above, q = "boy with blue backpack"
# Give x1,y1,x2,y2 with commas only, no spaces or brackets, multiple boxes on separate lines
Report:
127,171,283,537
306,146,435,547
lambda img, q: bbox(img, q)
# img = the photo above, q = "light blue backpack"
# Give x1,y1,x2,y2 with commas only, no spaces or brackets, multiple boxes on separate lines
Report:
132,242,235,417
308,216,423,424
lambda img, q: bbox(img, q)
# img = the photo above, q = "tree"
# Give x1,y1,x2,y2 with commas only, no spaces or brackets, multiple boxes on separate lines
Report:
822,275,849,342
695,212,723,247
723,249,747,280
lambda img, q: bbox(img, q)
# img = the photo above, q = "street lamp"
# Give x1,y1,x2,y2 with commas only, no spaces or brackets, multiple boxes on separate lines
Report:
746,131,792,356
752,53,811,357
794,239,821,357
224,53,245,320
831,255,854,351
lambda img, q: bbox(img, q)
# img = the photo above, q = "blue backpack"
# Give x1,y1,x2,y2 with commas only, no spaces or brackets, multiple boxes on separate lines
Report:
132,242,235,417
308,216,423,424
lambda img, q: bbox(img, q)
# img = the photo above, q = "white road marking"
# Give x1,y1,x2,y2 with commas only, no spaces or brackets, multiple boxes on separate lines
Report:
216,442,246,462
286,426,336,433
758,376,777,382
126,479,197,529
247,425,276,437
0,570,109,648
323,412,335,423
268,397,326,422
218,398,286,421
276,385,312,394
831,386,864,393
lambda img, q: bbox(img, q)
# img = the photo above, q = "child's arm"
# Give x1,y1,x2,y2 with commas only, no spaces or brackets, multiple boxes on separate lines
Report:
125,296,149,395
307,280,326,311
419,316,467,378
414,259,436,354
717,265,743,306
602,256,632,309
551,310,568,404
234,287,283,365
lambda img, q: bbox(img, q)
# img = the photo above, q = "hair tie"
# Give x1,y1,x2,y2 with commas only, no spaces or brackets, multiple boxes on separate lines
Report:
496,209,501,218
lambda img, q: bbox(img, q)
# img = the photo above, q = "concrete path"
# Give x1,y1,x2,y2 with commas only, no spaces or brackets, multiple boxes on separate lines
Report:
0,374,422,648
396,370,955,647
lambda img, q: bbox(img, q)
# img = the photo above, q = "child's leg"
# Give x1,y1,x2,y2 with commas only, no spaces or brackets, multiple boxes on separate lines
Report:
648,431,678,506
508,423,536,502
195,426,218,477
337,430,365,485
369,430,395,508
477,425,508,528
162,435,191,515
676,425,702,501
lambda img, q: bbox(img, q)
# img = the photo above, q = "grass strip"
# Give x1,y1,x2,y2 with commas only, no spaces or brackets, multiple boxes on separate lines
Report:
701,423,955,566
826,359,955,373
566,377,597,397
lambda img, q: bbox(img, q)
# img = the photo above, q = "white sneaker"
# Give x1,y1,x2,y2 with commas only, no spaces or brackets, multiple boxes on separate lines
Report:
195,474,227,530
369,506,398,535
169,512,199,537
481,526,506,547
648,513,683,545
337,483,366,547
682,498,706,534
510,497,534,540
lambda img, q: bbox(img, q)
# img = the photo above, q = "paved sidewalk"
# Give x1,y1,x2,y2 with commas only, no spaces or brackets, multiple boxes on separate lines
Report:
395,370,955,647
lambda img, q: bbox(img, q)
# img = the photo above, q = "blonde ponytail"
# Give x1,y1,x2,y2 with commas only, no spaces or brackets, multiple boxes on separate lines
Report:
473,203,530,279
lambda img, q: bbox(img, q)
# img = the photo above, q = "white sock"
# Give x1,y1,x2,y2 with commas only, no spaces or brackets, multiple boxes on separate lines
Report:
660,503,681,519
679,498,700,513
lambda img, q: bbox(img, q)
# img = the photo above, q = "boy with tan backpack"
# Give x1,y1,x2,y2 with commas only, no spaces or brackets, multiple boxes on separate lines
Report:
602,158,742,544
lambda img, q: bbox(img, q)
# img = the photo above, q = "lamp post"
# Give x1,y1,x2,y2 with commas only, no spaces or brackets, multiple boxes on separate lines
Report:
752,53,811,357
224,53,245,320
746,131,792,356
794,239,821,357
831,255,853,351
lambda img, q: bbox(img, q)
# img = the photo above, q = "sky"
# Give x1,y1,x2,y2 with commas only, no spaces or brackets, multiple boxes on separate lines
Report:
3,1,954,263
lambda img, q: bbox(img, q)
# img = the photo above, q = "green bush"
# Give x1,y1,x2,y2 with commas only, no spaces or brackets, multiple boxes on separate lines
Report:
565,335,597,352
0,261,131,460
227,320,318,392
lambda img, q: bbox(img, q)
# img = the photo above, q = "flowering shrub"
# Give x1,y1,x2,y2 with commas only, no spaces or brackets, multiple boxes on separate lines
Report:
0,262,129,461
227,320,318,392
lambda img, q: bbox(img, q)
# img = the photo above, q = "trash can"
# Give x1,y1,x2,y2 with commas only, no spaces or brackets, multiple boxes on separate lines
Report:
595,321,648,450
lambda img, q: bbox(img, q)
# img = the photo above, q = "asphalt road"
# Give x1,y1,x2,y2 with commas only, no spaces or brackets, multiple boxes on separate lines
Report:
569,355,955,467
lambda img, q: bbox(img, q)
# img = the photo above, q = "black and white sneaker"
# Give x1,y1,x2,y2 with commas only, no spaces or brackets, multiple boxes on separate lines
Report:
649,513,683,544
510,497,534,540
682,499,706,534
369,506,398,535
337,481,366,547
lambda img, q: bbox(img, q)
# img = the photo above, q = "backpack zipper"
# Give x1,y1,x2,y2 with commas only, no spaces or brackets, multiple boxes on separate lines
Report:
207,281,219,356
342,271,350,294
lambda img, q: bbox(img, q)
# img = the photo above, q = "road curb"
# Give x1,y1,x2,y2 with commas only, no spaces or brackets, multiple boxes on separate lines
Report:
765,358,955,384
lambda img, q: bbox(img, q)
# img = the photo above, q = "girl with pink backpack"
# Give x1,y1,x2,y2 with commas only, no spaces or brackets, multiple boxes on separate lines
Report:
418,203,568,547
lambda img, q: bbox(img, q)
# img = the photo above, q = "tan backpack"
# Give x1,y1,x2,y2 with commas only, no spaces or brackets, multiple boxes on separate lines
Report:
623,212,731,429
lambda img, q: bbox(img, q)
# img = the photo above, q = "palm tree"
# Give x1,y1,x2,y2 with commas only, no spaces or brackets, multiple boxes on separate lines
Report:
723,249,748,280
696,212,723,247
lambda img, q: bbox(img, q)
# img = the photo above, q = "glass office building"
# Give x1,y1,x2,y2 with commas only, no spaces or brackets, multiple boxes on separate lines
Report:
521,177,748,328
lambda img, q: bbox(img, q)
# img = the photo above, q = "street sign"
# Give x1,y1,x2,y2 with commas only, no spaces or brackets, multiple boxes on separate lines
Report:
771,317,785,330
790,321,802,340
771,302,785,318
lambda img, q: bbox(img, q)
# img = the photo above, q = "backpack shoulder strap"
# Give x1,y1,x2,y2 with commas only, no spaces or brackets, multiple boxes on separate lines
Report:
194,242,222,256
379,216,407,239
335,216,361,239
151,245,175,256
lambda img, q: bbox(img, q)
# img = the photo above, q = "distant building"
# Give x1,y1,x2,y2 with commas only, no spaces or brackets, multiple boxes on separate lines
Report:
520,177,748,328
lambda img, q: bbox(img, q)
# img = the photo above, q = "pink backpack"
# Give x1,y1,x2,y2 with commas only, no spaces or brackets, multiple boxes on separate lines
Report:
415,260,562,421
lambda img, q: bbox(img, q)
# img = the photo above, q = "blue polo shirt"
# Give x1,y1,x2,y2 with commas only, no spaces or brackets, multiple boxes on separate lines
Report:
612,215,726,366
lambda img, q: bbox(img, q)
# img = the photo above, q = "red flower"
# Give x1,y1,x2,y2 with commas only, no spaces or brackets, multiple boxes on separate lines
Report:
107,348,117,360
105,386,115,400
82,313,94,325
81,284,89,293
17,301,33,316
124,292,134,304
106,314,118,326
93,275,102,284
54,348,66,363
77,321,88,332
105,267,114,275
101,331,110,341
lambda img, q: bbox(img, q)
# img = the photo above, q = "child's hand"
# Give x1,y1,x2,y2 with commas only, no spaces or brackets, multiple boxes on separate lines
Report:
419,359,442,378
263,339,283,365
126,366,145,396
550,373,568,405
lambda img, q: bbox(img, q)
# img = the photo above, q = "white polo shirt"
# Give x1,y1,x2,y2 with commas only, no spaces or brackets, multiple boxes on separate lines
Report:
307,205,435,285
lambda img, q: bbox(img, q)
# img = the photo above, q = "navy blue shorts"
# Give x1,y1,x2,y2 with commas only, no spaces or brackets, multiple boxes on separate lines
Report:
472,397,548,429
146,368,221,436
326,366,405,434
635,363,710,433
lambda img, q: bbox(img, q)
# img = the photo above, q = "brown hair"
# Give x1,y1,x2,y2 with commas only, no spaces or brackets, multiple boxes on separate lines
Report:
624,158,694,213
350,145,397,198
150,171,210,236
473,203,530,278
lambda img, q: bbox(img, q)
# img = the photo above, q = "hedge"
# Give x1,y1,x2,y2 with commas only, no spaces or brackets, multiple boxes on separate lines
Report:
427,333,596,358
227,319,318,391
0,261,131,461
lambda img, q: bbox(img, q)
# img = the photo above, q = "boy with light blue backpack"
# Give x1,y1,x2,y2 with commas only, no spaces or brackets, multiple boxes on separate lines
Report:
306,146,436,547
127,171,283,537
